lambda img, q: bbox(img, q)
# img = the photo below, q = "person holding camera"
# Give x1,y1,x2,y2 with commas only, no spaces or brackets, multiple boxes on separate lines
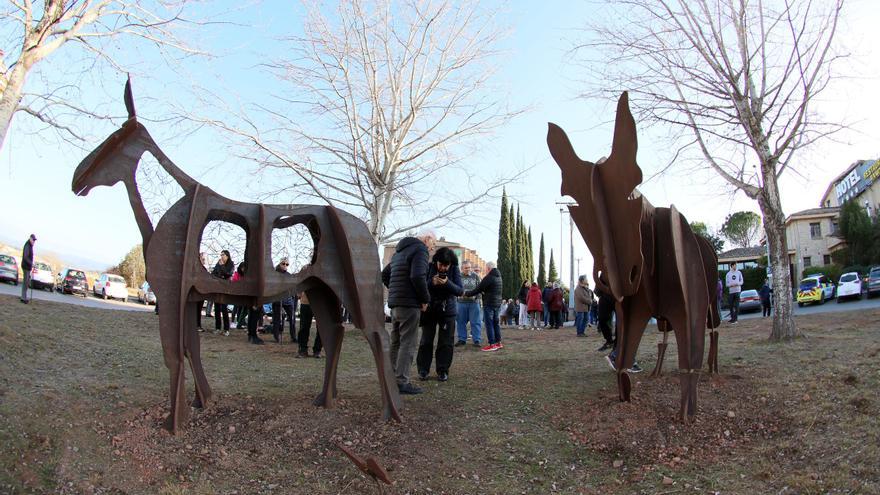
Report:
416,247,463,382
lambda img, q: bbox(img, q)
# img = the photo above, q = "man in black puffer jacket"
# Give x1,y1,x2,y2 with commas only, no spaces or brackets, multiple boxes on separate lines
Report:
464,262,504,350
382,230,435,395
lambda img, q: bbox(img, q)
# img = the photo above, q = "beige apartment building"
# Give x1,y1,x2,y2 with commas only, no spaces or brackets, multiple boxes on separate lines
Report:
381,237,487,274
784,207,842,281
773,157,880,284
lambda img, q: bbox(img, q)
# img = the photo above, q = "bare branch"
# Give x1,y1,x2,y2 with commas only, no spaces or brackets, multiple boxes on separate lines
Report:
184,0,519,244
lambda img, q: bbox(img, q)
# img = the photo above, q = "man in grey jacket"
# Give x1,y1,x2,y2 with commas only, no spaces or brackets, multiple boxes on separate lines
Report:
382,229,435,395
726,262,743,324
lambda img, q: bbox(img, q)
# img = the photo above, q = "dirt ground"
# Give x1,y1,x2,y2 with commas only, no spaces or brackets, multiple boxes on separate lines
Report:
1,294,878,494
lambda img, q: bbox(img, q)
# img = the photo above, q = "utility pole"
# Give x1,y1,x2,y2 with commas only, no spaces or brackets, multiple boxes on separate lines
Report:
558,207,565,284
569,213,575,321
556,201,577,323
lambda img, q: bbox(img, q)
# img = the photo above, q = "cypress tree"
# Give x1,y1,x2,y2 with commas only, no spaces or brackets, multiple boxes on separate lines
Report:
527,227,534,283
537,234,546,287
548,249,558,283
497,189,512,298
517,206,527,283
512,205,521,289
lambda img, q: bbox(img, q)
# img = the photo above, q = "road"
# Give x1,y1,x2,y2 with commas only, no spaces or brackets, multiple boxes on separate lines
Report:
0,282,154,312
729,292,880,321
4,280,880,317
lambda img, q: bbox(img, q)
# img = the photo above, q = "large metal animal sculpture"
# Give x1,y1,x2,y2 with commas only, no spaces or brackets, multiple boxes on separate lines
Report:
72,80,402,433
547,92,720,421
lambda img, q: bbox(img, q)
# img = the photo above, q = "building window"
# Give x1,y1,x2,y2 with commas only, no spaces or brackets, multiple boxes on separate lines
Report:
810,222,822,239
823,255,831,265
832,222,839,235
803,256,812,268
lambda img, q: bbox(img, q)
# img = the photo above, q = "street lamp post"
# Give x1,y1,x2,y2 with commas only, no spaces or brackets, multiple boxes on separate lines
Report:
556,202,577,322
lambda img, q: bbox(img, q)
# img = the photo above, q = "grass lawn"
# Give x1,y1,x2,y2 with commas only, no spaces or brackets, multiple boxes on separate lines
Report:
1,294,878,494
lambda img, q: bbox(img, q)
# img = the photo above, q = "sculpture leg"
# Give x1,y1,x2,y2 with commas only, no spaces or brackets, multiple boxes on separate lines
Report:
184,300,212,408
155,288,188,433
362,329,403,421
308,287,345,408
709,331,719,374
651,326,670,377
669,314,693,423
614,298,651,402
672,306,708,422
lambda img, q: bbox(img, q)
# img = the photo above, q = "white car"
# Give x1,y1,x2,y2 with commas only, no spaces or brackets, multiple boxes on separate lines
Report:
93,273,129,300
30,261,55,291
836,272,862,302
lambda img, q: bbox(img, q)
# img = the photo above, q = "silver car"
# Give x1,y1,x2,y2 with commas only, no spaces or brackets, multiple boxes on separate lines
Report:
738,289,762,313
0,254,19,285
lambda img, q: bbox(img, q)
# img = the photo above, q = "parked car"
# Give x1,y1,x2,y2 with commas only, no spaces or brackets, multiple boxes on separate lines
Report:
796,275,834,306
836,272,862,302
58,268,89,295
0,254,19,285
30,261,55,291
738,289,762,313
137,281,157,305
866,266,880,299
93,273,129,300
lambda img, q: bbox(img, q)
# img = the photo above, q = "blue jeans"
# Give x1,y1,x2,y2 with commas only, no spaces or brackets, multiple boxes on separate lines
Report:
483,305,501,345
575,311,588,335
543,305,549,326
456,301,482,344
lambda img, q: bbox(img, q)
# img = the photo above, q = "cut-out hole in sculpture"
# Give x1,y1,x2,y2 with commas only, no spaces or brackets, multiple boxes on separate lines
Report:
200,221,248,269
135,152,185,229
271,222,315,274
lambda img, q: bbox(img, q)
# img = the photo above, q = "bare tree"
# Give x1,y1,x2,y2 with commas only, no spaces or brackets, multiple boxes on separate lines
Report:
0,0,206,151
196,0,521,244
576,0,845,341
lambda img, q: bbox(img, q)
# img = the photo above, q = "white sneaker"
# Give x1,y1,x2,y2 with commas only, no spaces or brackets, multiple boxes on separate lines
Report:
224,330,230,336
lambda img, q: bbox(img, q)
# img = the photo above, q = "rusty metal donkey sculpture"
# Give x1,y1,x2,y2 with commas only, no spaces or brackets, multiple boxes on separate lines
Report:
72,80,402,433
547,92,720,421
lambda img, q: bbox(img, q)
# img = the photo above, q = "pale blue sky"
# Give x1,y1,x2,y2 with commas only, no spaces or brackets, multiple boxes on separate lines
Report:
1,1,878,288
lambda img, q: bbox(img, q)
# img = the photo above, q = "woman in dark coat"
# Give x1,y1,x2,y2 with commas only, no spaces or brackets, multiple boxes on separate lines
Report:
517,280,530,328
211,249,234,334
549,283,565,329
416,247,463,382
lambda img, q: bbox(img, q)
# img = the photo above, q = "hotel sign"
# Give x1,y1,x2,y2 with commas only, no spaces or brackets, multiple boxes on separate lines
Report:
835,159,880,203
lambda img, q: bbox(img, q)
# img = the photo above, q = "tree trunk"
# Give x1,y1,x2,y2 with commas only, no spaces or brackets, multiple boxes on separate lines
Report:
0,67,27,152
757,178,799,341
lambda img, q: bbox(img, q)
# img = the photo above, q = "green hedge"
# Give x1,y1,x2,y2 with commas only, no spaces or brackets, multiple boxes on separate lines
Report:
841,265,870,278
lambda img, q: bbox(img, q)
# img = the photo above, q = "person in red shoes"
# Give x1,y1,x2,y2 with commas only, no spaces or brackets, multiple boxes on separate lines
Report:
464,261,504,352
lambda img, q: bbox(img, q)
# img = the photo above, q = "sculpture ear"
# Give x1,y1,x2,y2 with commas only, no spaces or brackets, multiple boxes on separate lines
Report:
607,92,642,193
547,123,595,200
124,75,136,120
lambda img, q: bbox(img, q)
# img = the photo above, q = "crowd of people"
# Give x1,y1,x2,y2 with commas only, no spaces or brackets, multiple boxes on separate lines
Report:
198,250,322,359
381,229,607,395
